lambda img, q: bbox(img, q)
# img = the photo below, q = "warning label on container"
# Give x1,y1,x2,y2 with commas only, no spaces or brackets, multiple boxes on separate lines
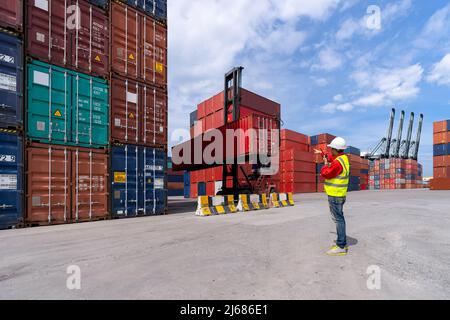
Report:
0,73,17,92
114,172,126,183
129,54,135,60
0,174,17,190
95,55,101,62
155,62,164,74
154,178,164,189
54,110,63,117
129,113,135,119
37,121,46,132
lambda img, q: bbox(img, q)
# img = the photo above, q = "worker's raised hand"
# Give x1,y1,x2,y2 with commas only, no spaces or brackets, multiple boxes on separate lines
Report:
314,149,322,154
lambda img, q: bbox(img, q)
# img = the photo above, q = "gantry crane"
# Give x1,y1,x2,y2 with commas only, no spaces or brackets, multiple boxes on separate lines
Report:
365,108,424,160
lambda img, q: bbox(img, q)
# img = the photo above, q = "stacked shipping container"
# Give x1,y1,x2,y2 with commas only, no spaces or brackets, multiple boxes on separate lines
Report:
431,120,450,190
109,1,168,218
0,0,168,229
186,90,281,198
0,1,24,229
368,159,424,190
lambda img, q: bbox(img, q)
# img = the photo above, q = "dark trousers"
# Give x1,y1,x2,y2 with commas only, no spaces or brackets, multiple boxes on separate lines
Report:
328,196,347,249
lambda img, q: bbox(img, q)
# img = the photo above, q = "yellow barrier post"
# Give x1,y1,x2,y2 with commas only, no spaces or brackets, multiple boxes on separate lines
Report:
270,193,281,208
279,193,289,207
225,195,238,213
260,194,269,209
238,194,251,212
287,193,295,206
196,196,213,216
211,196,227,215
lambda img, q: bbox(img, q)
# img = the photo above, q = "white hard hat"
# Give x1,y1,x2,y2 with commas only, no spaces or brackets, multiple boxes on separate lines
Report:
328,137,347,151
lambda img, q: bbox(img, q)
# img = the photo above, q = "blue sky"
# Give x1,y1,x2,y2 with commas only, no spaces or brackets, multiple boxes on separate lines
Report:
168,0,450,176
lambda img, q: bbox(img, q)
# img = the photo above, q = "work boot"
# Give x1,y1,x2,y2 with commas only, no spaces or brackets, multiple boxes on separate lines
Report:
326,245,348,256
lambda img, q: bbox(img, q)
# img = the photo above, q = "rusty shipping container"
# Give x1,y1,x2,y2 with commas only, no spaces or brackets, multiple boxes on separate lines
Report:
110,1,167,88
26,143,108,225
110,75,167,148
0,0,23,32
26,0,109,77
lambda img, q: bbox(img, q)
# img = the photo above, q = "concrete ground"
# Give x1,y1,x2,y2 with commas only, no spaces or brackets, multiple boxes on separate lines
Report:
0,190,449,300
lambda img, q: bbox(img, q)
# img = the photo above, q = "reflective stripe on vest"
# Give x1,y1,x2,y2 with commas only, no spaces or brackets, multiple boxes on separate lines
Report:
324,155,350,197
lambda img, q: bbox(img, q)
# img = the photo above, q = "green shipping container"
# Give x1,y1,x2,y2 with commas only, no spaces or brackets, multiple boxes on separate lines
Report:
27,60,109,148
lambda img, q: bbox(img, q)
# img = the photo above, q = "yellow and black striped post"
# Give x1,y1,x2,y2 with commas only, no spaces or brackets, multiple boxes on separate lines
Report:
279,193,289,207
260,194,269,209
225,195,238,213
238,194,252,212
211,196,226,215
270,193,281,208
196,196,213,216
287,193,295,206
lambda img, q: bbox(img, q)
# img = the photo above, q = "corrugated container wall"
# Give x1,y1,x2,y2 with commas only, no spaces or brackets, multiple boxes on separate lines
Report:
110,75,167,148
111,1,167,88
0,132,23,229
118,0,167,23
26,144,109,225
0,0,23,32
26,0,109,78
27,60,109,148
0,31,23,130
111,145,167,217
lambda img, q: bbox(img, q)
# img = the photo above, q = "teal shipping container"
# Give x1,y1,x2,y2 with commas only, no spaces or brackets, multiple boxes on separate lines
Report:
27,60,109,148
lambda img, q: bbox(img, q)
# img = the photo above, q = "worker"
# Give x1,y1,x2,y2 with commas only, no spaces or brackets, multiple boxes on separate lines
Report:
314,137,350,257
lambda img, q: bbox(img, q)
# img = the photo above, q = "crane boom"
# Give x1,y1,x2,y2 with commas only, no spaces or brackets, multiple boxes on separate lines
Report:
403,112,415,159
383,108,396,158
394,110,405,158
411,114,424,160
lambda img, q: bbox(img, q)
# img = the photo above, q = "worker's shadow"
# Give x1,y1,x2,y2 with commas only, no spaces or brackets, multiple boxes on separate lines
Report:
330,234,359,247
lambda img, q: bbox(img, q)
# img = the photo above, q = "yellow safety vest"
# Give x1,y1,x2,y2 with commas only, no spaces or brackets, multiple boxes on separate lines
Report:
324,155,350,197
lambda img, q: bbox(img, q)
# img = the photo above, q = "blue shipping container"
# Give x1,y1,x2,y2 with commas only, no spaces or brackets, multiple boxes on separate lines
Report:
124,0,167,22
184,185,190,199
310,135,319,146
88,0,108,9
168,189,184,197
111,145,167,217
184,171,190,186
198,182,206,197
345,146,361,156
434,143,450,156
0,32,23,130
168,174,183,183
0,132,23,229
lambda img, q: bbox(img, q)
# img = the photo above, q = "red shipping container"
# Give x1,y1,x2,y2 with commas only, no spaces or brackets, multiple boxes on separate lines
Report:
434,167,450,179
430,178,450,190
434,155,450,167
281,149,314,162
197,102,206,120
281,182,316,194
27,0,109,77
111,2,167,86
282,161,316,173
281,140,309,152
433,120,449,134
27,144,108,224
317,133,336,145
110,76,168,147
172,114,279,171
433,132,450,145
281,129,310,145
206,182,215,196
190,183,198,198
0,0,23,32
282,172,316,183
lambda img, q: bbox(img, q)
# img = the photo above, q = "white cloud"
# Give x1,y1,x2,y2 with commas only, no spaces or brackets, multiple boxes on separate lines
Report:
312,47,343,71
415,3,450,49
427,54,450,86
313,77,329,87
321,64,424,113
168,0,344,141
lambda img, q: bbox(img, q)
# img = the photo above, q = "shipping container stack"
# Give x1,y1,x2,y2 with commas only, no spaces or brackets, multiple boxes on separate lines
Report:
23,0,112,226
368,158,423,190
278,130,316,194
360,158,370,191
0,1,24,229
109,0,168,218
188,90,281,198
431,120,450,190
346,146,362,192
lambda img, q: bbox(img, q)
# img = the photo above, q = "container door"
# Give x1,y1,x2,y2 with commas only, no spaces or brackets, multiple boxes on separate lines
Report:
72,0,109,77
0,32,23,129
143,147,166,215
72,73,109,148
27,61,71,144
27,0,69,67
141,15,167,87
110,77,139,144
0,133,23,229
110,2,140,79
27,145,70,224
72,148,108,222
111,145,139,217
141,84,167,148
